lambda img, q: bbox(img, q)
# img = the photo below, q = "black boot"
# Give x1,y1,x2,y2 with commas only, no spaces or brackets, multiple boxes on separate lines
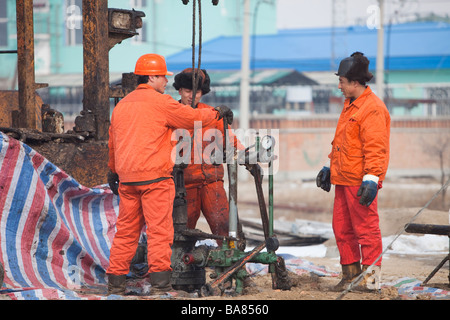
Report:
107,274,127,295
332,262,362,292
149,271,172,295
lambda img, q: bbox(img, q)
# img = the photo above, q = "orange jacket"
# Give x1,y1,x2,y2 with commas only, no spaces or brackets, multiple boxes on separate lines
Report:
108,84,218,183
329,86,390,186
183,102,243,185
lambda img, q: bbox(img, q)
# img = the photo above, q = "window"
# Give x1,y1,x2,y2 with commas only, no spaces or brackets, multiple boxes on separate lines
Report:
0,1,7,47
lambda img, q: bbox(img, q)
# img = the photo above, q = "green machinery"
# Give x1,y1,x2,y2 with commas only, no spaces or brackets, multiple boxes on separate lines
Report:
170,128,291,296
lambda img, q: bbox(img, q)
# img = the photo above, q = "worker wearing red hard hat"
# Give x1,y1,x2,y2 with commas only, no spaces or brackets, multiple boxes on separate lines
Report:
106,54,233,295
316,52,390,291
172,68,244,245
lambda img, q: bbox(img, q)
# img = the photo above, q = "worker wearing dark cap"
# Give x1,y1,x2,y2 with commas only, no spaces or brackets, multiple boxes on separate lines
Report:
316,52,390,291
173,68,243,245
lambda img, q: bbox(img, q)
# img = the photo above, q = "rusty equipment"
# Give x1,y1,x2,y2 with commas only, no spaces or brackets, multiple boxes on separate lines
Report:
1,0,145,187
169,129,291,296
405,223,450,286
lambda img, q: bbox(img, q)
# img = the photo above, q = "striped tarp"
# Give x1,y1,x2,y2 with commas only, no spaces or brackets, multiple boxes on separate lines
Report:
0,132,119,300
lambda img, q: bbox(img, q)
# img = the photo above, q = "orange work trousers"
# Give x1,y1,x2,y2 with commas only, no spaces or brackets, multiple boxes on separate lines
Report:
185,180,229,238
332,185,382,266
107,178,175,275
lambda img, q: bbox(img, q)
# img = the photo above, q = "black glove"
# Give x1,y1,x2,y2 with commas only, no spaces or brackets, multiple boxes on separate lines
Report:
357,179,378,206
316,166,331,192
214,105,234,125
107,171,119,195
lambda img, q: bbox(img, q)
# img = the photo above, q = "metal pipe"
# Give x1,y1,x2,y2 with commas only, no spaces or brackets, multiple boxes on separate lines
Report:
228,162,238,239
16,0,40,129
224,117,238,240
268,153,274,237
82,0,109,140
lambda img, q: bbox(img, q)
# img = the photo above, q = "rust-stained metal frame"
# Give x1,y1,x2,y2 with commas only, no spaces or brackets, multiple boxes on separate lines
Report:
15,0,47,130
74,0,145,140
7,0,145,141
1,0,145,186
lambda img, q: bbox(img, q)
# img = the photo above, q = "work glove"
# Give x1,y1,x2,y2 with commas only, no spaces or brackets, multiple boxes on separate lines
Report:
107,171,119,195
316,166,331,192
214,105,234,125
357,175,379,206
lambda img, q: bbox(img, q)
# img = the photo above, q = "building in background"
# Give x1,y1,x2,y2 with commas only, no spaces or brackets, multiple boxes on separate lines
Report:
0,0,277,126
1,0,449,123
166,21,450,117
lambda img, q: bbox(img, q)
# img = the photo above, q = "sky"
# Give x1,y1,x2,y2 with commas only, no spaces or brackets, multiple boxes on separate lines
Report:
276,0,450,29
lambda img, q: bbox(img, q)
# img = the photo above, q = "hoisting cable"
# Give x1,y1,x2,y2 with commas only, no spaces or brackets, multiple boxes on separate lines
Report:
336,177,450,300
191,0,202,108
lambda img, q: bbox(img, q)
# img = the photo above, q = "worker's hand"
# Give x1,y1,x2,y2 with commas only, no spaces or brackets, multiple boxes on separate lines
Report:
357,175,379,206
214,105,234,125
107,171,120,195
316,166,331,192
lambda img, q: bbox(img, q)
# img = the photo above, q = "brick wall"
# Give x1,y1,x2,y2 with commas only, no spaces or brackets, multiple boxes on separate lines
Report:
240,117,450,181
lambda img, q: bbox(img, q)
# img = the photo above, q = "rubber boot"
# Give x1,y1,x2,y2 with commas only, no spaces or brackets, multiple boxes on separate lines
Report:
332,261,362,292
107,274,127,295
354,265,381,291
149,271,172,295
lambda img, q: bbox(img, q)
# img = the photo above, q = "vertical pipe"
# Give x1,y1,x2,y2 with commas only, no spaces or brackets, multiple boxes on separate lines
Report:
239,0,250,130
82,0,110,140
228,163,238,239
225,117,238,239
376,0,384,102
16,0,39,129
268,155,273,237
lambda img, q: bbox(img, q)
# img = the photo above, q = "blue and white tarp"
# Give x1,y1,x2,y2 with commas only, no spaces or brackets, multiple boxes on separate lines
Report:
0,132,119,299
1,132,449,300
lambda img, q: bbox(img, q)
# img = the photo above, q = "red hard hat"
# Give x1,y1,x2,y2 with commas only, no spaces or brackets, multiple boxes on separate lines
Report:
134,54,174,76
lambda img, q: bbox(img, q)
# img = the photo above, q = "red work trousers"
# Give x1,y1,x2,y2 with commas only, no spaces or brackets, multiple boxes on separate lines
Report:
332,185,382,266
107,179,175,275
185,180,229,238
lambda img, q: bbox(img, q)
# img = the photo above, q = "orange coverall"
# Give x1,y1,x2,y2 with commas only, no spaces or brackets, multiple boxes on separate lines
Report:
107,84,218,275
328,86,390,266
183,102,242,239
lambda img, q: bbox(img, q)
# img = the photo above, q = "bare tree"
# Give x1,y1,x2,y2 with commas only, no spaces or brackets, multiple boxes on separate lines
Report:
422,130,450,209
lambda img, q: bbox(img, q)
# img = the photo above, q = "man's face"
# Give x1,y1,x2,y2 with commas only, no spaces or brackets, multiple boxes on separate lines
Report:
150,75,168,93
178,87,203,107
338,76,357,99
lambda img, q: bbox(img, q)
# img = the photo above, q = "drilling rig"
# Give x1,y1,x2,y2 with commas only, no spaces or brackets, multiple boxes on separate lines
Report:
0,0,291,296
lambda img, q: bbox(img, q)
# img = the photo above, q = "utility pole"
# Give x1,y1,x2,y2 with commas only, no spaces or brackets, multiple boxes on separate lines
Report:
239,0,250,131
376,0,385,102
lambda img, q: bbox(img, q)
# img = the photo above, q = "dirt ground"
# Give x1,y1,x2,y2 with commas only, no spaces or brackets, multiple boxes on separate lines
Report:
187,176,450,301
3,177,448,302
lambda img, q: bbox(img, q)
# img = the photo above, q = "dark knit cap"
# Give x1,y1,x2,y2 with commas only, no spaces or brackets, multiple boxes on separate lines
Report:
173,68,211,95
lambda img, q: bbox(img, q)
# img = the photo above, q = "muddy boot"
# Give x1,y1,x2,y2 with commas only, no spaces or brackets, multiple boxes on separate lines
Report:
332,262,361,292
107,274,127,295
149,271,172,295
354,265,381,292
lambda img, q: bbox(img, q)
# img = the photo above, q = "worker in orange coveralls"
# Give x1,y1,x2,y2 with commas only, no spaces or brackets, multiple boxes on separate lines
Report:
106,54,233,295
172,68,244,245
316,52,390,292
